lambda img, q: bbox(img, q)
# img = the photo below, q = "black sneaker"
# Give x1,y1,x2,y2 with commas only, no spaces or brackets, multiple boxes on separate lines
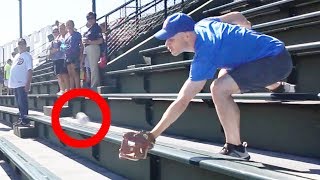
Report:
270,82,295,93
219,142,250,160
13,120,22,126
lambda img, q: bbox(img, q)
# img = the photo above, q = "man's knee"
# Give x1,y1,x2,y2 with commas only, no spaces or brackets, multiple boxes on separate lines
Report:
210,79,226,97
210,75,239,97
218,68,228,78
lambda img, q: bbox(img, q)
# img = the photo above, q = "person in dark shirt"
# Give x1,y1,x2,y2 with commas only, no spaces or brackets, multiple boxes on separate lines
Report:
82,12,104,91
65,20,82,89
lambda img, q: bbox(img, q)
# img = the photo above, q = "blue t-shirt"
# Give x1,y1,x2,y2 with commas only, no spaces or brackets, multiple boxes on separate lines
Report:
49,39,65,60
65,31,82,59
84,23,103,41
189,18,285,81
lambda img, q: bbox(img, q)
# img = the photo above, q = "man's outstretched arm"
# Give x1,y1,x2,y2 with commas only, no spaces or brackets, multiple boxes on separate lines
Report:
150,79,206,138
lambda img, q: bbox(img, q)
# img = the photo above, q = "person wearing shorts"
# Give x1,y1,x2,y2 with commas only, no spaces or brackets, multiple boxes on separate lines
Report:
143,12,295,160
65,20,82,89
48,27,69,95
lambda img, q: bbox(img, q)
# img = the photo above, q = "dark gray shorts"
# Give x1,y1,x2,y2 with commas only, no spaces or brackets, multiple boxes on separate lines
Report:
228,49,293,92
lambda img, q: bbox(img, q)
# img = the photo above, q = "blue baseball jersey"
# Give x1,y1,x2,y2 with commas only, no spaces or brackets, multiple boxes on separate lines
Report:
189,18,285,81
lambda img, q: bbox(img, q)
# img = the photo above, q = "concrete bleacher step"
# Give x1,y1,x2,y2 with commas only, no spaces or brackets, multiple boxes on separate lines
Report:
22,114,320,180
33,71,55,83
203,0,320,25
96,93,320,158
31,80,59,94
33,66,53,76
97,86,118,94
0,160,18,180
0,123,127,180
127,64,150,69
13,123,37,138
43,105,71,117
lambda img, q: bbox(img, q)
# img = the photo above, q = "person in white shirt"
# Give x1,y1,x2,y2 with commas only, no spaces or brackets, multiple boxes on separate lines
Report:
9,38,33,126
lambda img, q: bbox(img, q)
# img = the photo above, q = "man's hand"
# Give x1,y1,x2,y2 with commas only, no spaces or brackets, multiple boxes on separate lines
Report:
26,70,32,93
25,84,30,93
119,131,155,161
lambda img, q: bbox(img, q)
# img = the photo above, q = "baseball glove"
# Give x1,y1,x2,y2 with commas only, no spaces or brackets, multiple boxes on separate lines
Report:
119,131,156,161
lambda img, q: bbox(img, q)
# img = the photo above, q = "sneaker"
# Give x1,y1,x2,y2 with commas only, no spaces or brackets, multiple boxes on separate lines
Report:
270,82,295,93
15,121,31,127
12,120,22,126
219,142,250,160
57,90,64,95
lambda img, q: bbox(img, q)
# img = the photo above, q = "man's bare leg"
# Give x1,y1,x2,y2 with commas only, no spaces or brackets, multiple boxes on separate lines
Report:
211,73,241,145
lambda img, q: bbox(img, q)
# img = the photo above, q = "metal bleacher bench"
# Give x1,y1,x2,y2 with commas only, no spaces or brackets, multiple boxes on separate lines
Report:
31,79,58,86
32,71,55,82
33,66,53,76
24,113,314,180
0,137,60,180
252,10,320,33
240,0,320,18
101,93,320,102
203,0,320,18
203,0,253,15
107,41,320,75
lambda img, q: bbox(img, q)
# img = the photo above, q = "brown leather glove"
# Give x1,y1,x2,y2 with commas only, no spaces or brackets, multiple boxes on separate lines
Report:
119,131,155,161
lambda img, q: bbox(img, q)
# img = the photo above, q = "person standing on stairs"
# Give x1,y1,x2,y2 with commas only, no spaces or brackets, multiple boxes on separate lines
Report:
120,12,296,160
4,59,12,95
65,20,82,89
9,38,33,126
48,27,69,95
82,12,104,91
0,68,4,95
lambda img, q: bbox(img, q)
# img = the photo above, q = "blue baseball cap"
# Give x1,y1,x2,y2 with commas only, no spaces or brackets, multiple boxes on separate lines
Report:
154,13,195,40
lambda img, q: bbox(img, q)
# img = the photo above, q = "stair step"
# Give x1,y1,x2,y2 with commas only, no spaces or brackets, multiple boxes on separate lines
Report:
13,123,37,138
97,86,117,94
0,160,18,180
127,64,149,69
26,114,320,180
43,106,71,117
0,123,127,180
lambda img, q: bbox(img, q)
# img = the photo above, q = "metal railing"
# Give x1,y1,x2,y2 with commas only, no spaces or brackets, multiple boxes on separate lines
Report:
80,0,196,58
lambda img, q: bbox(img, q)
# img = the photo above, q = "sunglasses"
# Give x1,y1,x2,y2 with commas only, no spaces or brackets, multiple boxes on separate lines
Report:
53,31,59,33
87,16,95,20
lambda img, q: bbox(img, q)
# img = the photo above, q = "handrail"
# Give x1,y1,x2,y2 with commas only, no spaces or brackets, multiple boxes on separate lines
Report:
99,0,192,58
97,0,136,21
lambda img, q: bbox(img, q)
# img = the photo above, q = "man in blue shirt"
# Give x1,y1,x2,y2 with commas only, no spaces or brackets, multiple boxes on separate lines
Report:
83,12,104,91
124,12,295,160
